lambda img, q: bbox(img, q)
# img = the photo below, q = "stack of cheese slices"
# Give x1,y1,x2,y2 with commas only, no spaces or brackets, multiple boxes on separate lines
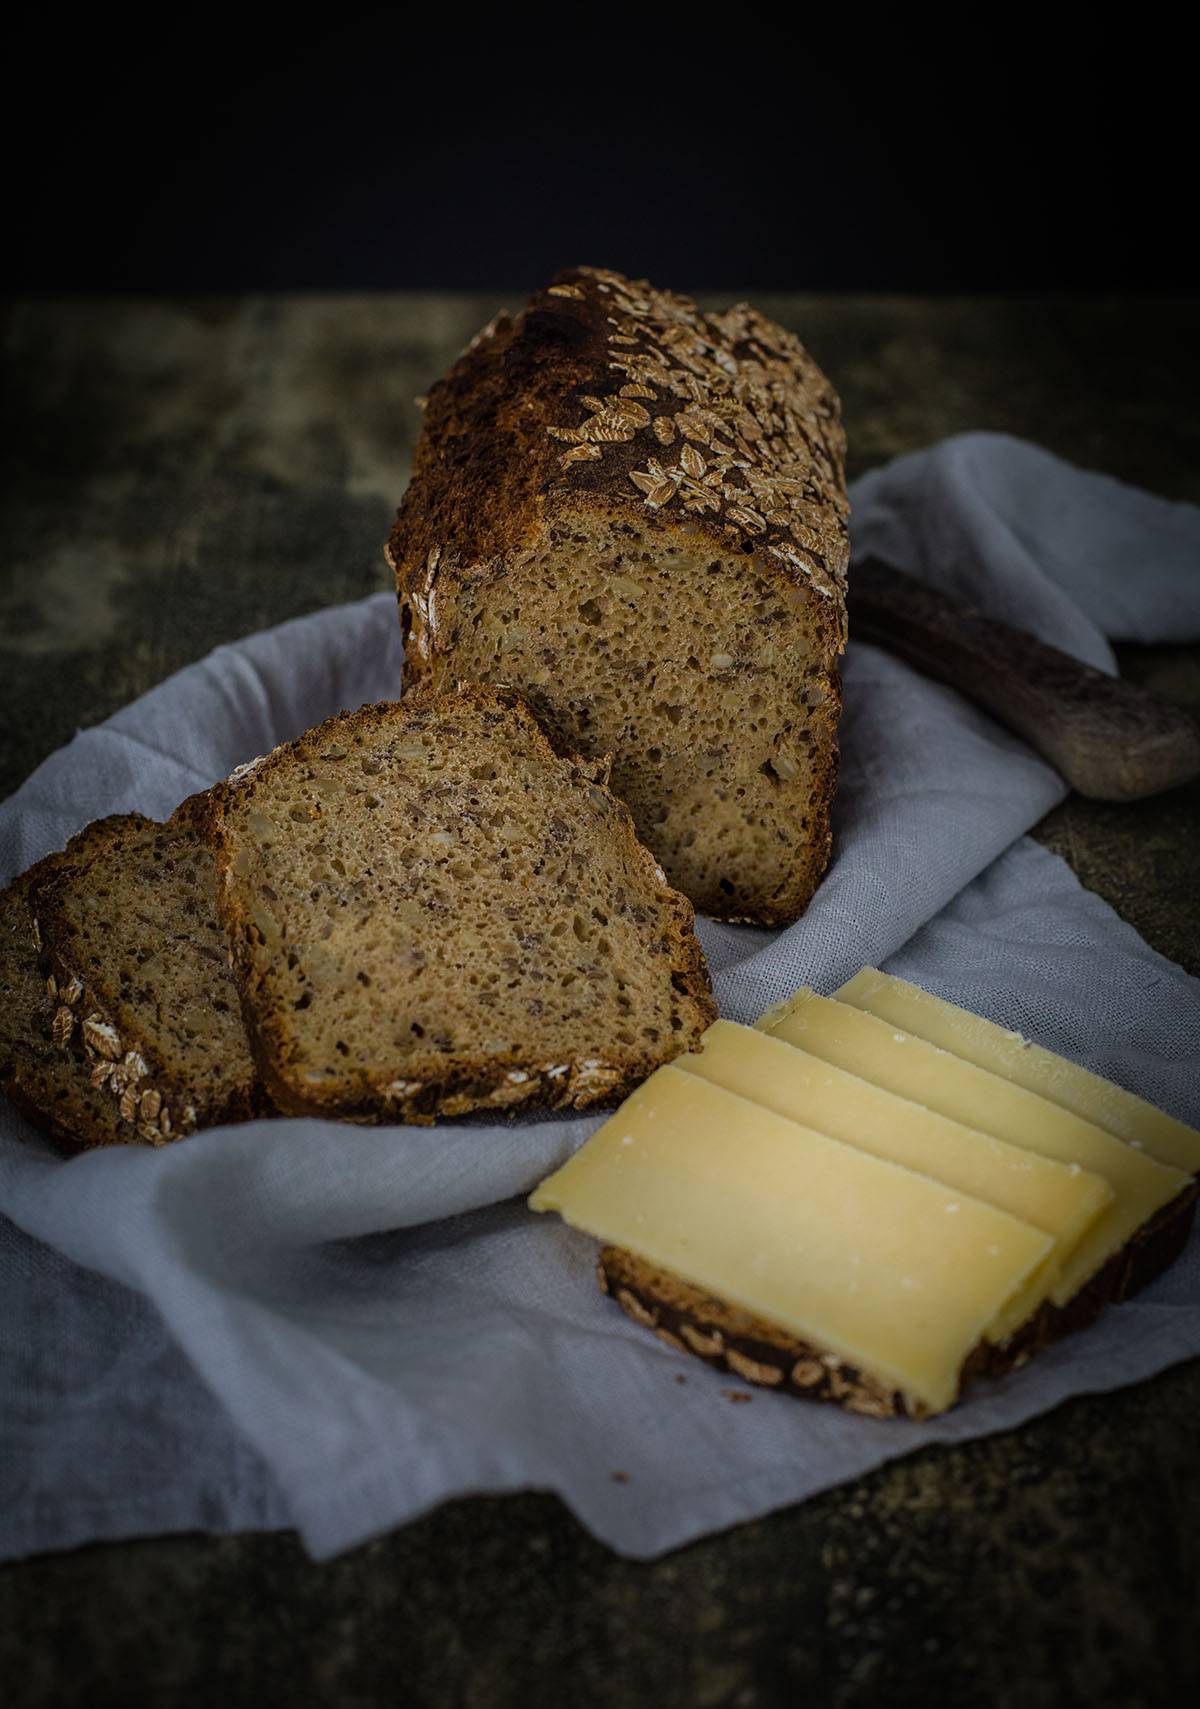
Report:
530,969,1200,1418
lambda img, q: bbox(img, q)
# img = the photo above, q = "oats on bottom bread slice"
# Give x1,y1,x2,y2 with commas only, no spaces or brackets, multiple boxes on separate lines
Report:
212,686,717,1122
30,793,265,1148
0,824,127,1151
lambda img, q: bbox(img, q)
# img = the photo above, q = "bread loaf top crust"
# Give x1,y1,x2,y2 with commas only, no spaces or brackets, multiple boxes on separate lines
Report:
387,266,849,658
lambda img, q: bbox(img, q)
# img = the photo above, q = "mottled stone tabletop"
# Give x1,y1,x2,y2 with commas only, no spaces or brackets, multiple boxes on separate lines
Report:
2,295,1198,1707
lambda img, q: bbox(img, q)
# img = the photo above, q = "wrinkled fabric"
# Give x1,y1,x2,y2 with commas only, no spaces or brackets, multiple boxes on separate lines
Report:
3,433,1198,1562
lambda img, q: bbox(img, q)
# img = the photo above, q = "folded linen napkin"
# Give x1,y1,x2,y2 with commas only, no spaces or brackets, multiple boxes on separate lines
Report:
3,433,1199,1563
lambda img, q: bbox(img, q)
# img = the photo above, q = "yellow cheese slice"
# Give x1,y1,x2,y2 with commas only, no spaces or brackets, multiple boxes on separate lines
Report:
758,991,1189,1305
837,967,1200,1175
529,1065,1054,1416
677,1020,1112,1339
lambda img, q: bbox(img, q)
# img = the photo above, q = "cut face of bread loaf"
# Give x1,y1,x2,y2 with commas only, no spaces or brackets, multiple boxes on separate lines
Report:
212,688,716,1122
30,795,264,1148
387,266,849,925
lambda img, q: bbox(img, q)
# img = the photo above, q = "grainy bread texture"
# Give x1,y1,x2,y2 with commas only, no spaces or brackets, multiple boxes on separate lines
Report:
213,687,717,1123
387,266,849,925
31,794,264,1148
0,826,126,1151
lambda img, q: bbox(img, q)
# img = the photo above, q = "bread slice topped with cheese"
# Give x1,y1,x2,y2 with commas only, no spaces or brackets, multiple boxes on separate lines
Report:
211,687,717,1123
387,266,849,927
680,1019,1115,1348
532,1065,1056,1419
28,793,266,1149
530,979,1199,1416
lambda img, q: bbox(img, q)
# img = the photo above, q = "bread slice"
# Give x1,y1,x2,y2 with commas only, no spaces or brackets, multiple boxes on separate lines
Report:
30,793,264,1148
598,1247,935,1419
387,266,849,926
212,687,717,1122
600,1171,1200,1410
600,1244,1072,1416
0,826,128,1151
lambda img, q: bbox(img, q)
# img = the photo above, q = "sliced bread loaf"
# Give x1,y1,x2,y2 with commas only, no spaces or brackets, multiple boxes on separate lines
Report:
0,826,127,1150
387,266,849,926
212,687,717,1122
30,793,265,1148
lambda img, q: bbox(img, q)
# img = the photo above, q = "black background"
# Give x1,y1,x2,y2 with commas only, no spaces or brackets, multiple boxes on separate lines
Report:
7,15,1192,294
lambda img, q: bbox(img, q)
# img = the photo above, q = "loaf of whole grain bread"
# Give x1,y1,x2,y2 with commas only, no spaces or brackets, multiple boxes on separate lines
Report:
387,266,849,926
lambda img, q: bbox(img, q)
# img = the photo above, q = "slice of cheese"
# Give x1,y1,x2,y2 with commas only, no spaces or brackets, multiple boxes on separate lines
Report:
677,1020,1112,1340
758,991,1189,1305
529,1065,1053,1416
837,967,1200,1175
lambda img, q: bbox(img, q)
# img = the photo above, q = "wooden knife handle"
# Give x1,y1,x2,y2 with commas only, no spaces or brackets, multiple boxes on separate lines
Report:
849,556,1200,801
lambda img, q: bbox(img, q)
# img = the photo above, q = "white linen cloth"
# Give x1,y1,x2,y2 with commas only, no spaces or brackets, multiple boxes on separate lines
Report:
3,432,1199,1562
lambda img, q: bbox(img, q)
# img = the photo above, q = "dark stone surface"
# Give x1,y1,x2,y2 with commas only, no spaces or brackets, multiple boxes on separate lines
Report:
1,294,1198,1707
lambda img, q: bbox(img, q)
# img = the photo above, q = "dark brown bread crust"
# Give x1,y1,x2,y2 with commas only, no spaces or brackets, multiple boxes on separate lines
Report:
386,267,849,926
210,686,717,1124
30,795,268,1149
1114,1178,1198,1294
601,1182,1198,1414
388,268,848,629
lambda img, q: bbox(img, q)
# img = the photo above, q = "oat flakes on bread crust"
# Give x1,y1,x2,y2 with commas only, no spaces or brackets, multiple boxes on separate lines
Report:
0,821,133,1152
211,686,717,1124
387,265,849,926
30,792,266,1149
